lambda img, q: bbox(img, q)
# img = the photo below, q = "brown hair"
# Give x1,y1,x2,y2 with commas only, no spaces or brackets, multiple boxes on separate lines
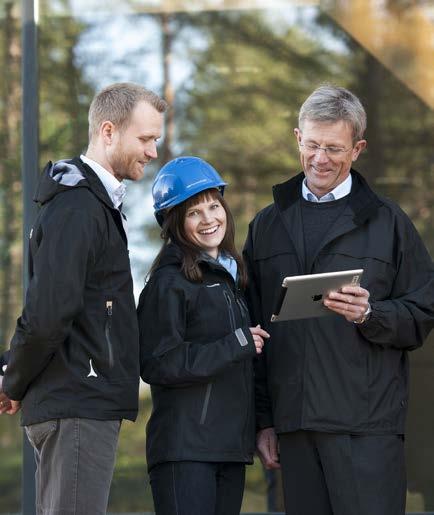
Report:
88,82,168,141
150,189,247,288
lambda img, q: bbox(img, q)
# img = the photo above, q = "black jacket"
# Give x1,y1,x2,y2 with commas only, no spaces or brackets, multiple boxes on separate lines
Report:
244,171,434,435
3,157,140,425
137,244,257,471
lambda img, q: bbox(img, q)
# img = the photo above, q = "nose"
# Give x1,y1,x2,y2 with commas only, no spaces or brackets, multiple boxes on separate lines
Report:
201,210,214,224
145,141,158,160
312,147,329,164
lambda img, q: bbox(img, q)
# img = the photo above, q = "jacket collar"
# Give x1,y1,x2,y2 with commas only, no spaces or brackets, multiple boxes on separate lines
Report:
272,169,383,225
70,156,119,212
156,243,235,284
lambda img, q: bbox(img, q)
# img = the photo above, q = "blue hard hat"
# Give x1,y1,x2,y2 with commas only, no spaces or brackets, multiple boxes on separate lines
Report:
152,156,227,226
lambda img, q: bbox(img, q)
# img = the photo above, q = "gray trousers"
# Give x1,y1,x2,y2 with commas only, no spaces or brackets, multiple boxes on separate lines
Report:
25,418,121,515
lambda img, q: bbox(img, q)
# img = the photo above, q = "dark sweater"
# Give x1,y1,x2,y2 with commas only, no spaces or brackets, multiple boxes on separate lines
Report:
300,195,349,270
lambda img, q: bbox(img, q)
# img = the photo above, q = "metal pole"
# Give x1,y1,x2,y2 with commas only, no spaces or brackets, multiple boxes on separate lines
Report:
21,0,39,513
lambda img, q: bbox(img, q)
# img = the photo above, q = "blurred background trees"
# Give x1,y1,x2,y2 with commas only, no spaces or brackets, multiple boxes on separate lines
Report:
0,0,433,512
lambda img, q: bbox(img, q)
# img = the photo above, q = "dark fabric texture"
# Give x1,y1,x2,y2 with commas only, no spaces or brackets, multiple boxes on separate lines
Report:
279,431,406,515
138,244,257,470
299,195,348,271
25,417,121,515
3,158,140,425
149,461,246,515
243,170,434,434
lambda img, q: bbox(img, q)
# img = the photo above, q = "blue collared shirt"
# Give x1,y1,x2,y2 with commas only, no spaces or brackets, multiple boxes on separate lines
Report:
302,174,352,203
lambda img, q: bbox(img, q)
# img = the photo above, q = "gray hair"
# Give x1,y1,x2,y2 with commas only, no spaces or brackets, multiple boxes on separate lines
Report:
88,82,168,141
299,85,367,142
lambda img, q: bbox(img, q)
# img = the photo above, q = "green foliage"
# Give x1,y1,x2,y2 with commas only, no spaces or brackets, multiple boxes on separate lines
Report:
173,10,352,246
38,1,95,163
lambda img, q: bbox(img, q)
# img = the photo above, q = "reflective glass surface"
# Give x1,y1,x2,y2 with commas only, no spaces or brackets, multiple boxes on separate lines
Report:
0,0,433,512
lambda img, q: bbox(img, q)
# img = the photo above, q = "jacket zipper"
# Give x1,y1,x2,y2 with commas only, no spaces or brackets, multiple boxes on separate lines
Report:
223,290,236,331
225,287,251,456
105,300,114,369
234,292,252,457
200,289,236,426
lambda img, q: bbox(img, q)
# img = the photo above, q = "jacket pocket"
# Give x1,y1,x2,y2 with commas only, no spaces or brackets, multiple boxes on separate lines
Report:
25,419,58,449
200,382,213,425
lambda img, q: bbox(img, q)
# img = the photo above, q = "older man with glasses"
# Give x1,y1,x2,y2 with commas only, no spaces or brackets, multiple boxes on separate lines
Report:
243,85,434,515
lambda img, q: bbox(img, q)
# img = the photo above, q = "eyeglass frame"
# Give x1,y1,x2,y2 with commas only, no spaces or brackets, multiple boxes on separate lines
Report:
298,141,354,157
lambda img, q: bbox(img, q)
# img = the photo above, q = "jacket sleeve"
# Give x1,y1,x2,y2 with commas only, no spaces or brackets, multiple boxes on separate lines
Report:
359,214,434,350
137,273,256,386
243,220,274,430
3,207,100,400
0,351,9,375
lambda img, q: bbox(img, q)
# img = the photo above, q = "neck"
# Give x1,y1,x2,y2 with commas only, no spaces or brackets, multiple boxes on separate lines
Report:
85,144,115,177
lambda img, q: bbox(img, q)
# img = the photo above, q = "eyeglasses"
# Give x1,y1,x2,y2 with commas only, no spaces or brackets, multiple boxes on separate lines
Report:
299,142,353,157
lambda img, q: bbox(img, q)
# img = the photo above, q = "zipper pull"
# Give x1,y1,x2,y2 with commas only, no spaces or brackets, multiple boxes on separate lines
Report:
106,300,113,316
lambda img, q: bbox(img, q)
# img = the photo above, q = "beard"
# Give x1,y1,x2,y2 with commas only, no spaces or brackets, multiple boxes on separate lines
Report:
110,148,146,181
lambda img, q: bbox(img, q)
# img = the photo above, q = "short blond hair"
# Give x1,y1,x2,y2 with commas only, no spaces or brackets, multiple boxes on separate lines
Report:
88,82,167,141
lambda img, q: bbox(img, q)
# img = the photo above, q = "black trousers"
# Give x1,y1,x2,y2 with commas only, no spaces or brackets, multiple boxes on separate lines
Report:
149,461,245,515
279,431,406,515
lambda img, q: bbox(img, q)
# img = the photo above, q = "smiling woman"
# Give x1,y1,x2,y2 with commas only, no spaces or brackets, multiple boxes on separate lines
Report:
184,193,227,258
137,156,270,515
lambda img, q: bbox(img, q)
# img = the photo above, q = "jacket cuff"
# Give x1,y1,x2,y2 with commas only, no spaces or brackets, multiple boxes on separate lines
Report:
0,350,9,376
233,326,256,358
256,412,274,431
235,328,250,347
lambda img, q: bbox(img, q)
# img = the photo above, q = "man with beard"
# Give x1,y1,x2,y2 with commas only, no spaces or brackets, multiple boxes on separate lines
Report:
244,85,434,515
0,82,166,514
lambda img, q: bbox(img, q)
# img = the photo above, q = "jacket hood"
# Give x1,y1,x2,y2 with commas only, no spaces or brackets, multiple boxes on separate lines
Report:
34,159,88,204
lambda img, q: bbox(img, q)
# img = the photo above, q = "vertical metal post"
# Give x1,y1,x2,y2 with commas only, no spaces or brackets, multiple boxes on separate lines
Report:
21,0,39,514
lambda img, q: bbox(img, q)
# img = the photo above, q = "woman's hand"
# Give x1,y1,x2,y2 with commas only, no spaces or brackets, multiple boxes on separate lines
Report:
249,325,270,354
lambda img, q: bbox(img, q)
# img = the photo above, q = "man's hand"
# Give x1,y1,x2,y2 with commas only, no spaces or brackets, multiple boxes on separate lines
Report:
6,399,21,415
324,285,370,323
256,427,280,470
0,391,20,415
0,375,21,415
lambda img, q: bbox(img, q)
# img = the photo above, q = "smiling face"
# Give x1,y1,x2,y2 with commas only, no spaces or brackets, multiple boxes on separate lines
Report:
106,100,164,181
183,194,227,259
294,119,366,198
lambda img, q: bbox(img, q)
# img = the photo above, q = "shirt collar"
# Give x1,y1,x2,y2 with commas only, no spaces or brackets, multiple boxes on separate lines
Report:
80,154,126,209
217,252,238,282
302,173,352,203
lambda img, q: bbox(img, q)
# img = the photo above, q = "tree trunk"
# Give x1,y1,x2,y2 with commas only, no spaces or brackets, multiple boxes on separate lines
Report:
0,1,21,348
160,13,174,164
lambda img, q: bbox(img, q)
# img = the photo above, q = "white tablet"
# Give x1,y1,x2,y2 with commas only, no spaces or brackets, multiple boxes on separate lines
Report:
271,269,364,322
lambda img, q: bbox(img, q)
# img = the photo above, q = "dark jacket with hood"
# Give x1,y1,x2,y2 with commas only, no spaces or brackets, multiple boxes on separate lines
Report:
3,157,139,426
244,170,434,435
137,244,257,471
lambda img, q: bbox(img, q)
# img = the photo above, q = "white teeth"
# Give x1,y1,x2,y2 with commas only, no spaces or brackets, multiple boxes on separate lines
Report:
199,226,218,235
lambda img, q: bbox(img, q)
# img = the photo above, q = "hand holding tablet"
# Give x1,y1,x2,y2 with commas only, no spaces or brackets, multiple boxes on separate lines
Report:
271,269,364,322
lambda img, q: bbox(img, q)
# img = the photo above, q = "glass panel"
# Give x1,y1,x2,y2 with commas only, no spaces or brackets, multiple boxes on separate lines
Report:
0,0,432,512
